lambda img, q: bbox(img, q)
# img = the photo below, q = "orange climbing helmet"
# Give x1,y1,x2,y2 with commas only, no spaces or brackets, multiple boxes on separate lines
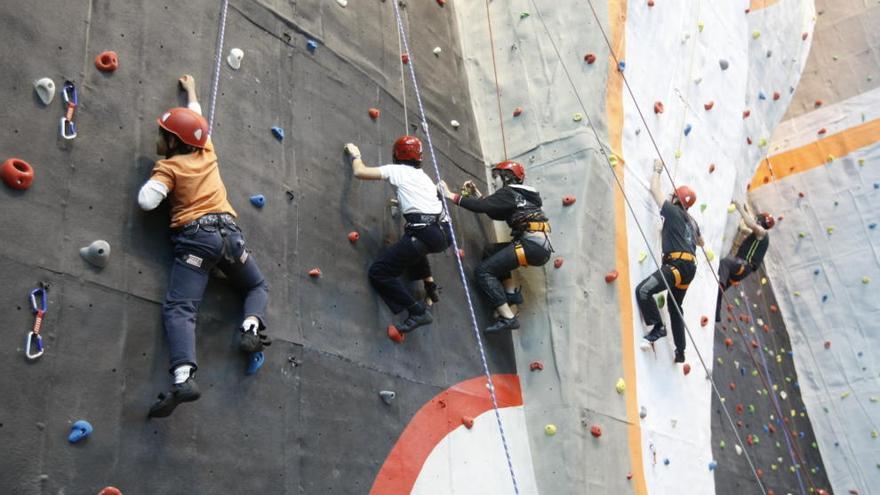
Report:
157,107,209,148
674,185,696,209
393,135,423,163
757,212,775,229
492,160,525,183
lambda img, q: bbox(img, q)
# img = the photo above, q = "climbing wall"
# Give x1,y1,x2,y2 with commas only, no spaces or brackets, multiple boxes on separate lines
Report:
0,1,535,493
456,0,816,494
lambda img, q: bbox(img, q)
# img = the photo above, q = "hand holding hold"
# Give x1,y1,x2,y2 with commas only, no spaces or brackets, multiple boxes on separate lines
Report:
437,180,452,198
344,143,361,159
178,75,196,92
462,180,481,198
653,159,663,173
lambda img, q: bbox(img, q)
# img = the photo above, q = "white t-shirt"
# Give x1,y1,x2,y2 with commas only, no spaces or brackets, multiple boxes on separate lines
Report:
379,164,443,215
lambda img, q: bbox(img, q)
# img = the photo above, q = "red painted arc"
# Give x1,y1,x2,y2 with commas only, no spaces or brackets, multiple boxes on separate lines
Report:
369,374,523,495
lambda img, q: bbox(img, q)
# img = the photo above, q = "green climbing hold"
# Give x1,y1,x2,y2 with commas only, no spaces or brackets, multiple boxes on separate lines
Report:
520,11,530,19
656,293,665,308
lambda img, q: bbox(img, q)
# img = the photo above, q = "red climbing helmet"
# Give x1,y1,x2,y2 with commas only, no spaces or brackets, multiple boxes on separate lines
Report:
393,135,423,163
492,160,525,183
157,107,209,148
757,212,775,229
674,185,696,209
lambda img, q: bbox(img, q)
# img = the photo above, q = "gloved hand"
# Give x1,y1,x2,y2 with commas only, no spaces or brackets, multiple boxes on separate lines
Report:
437,180,452,199
462,180,482,198
344,143,361,159
239,316,271,353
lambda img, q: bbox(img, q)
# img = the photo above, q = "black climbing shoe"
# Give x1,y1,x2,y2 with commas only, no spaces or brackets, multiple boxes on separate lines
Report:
424,281,441,304
674,349,686,363
643,325,667,343
485,316,520,334
148,378,201,418
240,329,271,353
397,308,433,334
506,288,524,306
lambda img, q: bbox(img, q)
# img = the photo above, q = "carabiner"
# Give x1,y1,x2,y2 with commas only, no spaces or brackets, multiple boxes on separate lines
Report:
25,284,48,360
60,81,78,140
30,286,48,313
25,332,44,360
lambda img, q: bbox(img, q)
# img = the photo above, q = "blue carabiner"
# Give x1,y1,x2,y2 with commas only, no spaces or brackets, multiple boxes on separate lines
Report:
30,287,48,313
60,81,78,140
62,81,78,106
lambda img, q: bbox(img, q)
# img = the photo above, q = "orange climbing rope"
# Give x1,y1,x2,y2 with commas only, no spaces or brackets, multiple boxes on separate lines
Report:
484,0,508,160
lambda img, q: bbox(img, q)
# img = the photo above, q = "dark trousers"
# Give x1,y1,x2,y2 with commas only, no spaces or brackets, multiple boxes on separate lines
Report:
164,222,268,371
715,256,751,321
635,259,696,352
368,222,451,314
476,239,551,308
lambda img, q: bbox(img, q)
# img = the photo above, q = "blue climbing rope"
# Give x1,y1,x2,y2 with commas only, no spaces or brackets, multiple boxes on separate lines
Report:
390,2,521,493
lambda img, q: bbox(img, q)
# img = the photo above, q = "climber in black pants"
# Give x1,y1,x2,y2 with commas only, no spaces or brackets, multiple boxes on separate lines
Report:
636,160,704,363
440,160,552,334
715,200,774,321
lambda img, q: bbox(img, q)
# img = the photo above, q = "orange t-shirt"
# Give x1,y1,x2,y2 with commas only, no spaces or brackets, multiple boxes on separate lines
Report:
149,137,237,228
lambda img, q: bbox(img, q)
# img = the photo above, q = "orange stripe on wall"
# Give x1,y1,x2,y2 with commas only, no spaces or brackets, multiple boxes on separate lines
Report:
749,119,880,191
749,0,782,11
607,1,647,494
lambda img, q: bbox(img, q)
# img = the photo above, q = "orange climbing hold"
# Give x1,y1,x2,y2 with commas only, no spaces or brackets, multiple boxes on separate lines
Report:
94,51,119,72
462,416,475,429
605,270,619,283
683,363,691,375
814,99,823,107
729,382,736,390
563,195,576,206
762,324,769,332
98,488,123,495
590,425,602,437
1,158,34,190
308,268,322,278
818,128,827,135
770,304,778,313
653,101,664,114
368,108,380,120
798,191,805,198
530,361,544,371
704,101,714,111
348,231,360,243
513,107,524,117
708,163,716,173
751,340,759,349
554,258,564,269
736,404,744,414
724,338,733,348
584,53,597,64
387,325,405,343
700,316,709,327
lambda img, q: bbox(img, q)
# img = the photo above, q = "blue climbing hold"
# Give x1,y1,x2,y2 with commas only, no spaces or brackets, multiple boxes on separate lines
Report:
858,351,863,357
271,126,284,141
617,61,626,72
869,223,877,230
799,431,805,438
822,294,828,302
68,420,93,443
763,424,770,433
246,352,265,375
307,39,318,53
663,458,670,466
814,268,820,275
684,124,693,136
873,182,879,189
250,194,266,208
758,91,767,100
740,367,746,376
708,460,718,471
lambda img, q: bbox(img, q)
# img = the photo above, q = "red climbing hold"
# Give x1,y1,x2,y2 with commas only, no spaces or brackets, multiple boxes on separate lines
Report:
457,249,465,259
729,382,736,390
736,404,744,414
401,53,410,64
770,304,778,313
744,8,750,13
647,0,655,6
530,361,544,371
768,424,777,434
1,158,34,190
554,258,564,269
94,51,119,72
773,91,781,100
724,338,733,348
590,425,602,438
762,324,769,333
308,268,322,278
751,339,759,349
627,472,634,480
743,109,751,118
763,176,770,184
387,325,405,343
584,53,597,64
653,101,664,114
700,316,709,327
605,270,619,284
513,107,524,117
767,490,775,495
756,468,763,478
683,363,691,375
348,231,360,244
798,191,805,198
814,99,823,107
802,32,809,41
563,195,576,206
368,108,380,120
462,416,475,429
704,101,714,111
98,488,123,495
708,163,716,173
747,137,753,145
436,0,446,6
818,128,827,135
824,341,831,349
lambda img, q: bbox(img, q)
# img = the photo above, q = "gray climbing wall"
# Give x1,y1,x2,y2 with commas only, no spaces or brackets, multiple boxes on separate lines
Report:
0,1,517,493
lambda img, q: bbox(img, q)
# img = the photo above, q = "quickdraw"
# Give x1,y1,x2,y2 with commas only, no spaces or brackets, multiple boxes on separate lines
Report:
25,283,49,360
59,80,78,140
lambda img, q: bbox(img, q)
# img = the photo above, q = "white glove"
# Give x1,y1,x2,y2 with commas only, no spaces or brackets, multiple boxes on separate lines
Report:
242,316,260,334
344,143,361,159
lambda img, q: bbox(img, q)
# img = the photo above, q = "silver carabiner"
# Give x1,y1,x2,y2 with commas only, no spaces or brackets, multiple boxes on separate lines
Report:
25,332,44,360
60,117,77,140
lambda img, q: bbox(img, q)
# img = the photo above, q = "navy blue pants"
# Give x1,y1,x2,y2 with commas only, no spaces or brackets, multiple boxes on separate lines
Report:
635,259,696,352
164,222,268,371
368,222,451,314
476,239,551,308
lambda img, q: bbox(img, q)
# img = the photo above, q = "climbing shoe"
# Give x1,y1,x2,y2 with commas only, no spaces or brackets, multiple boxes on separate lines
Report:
148,378,201,418
674,349,686,363
240,328,272,353
424,281,441,304
643,325,667,343
506,288,524,306
485,316,520,334
397,308,433,334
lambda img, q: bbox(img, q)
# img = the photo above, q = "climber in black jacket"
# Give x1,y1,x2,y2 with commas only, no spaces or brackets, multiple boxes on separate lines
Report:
440,161,552,334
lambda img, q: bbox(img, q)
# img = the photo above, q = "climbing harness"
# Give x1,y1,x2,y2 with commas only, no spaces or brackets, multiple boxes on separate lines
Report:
391,2,520,492
59,81,77,140
514,242,528,267
25,283,49,360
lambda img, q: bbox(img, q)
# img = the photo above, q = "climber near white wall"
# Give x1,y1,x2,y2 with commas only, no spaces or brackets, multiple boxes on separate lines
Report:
636,160,704,363
715,201,774,322
139,75,271,418
343,137,451,337
439,161,552,334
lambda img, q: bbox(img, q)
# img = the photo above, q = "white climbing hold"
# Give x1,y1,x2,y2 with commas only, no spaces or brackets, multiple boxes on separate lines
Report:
433,47,442,56
227,48,244,70
80,240,111,268
693,75,703,85
379,390,396,404
735,445,743,455
573,112,583,122
336,0,348,6
639,406,647,419
33,78,56,105
450,120,460,129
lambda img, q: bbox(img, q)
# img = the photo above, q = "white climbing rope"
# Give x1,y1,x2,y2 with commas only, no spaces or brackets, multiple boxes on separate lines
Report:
528,1,768,493
390,2,521,493
394,7,410,134
207,0,230,135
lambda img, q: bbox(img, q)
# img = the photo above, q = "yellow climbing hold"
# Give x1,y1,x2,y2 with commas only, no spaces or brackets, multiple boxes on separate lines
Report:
674,150,682,159
826,226,835,234
863,276,870,284
697,21,705,32
872,430,878,439
705,249,715,261
752,30,761,39
826,154,835,162
609,155,619,167
728,203,736,213
859,159,865,166
794,291,801,297
638,251,648,263
798,232,806,238
758,138,768,147
616,378,626,394
761,277,768,285
841,391,851,399
573,113,583,122
545,424,557,436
